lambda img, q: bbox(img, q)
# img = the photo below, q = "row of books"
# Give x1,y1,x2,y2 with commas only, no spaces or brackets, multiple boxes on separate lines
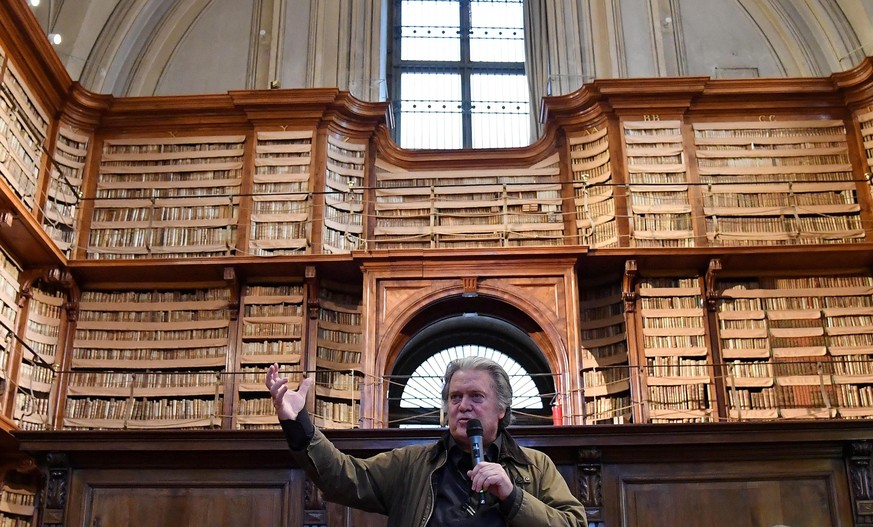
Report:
584,395,631,423
72,347,228,361
64,396,220,420
66,371,222,389
75,329,230,342
315,370,362,391
314,399,360,425
242,322,303,338
647,384,710,410
646,357,710,377
241,340,303,356
728,385,832,409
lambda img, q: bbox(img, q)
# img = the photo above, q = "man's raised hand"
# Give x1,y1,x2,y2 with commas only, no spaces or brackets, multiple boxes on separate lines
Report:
265,363,313,421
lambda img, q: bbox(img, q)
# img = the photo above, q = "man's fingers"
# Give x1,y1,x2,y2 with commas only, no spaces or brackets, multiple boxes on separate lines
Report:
274,383,288,403
269,377,289,397
298,376,314,397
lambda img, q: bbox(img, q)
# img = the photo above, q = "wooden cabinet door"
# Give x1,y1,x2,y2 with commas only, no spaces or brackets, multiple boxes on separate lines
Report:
68,469,302,527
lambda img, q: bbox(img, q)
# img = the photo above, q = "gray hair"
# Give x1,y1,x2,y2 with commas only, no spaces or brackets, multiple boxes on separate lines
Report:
441,356,513,428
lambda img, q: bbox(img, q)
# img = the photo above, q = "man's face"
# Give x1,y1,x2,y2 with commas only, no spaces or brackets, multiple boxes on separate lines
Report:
447,369,506,452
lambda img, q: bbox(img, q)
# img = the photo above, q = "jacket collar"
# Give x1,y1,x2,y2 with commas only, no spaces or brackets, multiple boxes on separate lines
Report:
428,428,533,465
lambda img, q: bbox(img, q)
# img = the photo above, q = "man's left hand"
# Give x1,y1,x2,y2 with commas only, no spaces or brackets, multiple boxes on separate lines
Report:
468,461,513,501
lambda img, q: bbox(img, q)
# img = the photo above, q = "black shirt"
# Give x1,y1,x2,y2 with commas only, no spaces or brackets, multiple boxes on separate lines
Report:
426,435,512,526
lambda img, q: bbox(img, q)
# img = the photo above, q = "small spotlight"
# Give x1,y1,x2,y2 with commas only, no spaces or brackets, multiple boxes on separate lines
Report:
29,0,40,6
49,33,62,45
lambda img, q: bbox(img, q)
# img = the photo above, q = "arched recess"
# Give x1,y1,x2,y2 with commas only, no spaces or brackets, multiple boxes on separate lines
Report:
735,0,861,76
386,299,556,428
78,0,179,95
367,277,579,429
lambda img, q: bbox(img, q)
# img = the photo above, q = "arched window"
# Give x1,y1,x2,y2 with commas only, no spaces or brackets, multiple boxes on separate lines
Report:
387,310,555,428
400,345,543,410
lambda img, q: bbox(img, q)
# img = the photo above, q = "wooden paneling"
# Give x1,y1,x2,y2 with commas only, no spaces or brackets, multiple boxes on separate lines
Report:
609,459,851,527
67,469,302,527
14,421,872,527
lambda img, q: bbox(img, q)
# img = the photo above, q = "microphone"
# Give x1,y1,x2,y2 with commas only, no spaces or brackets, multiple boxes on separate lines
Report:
466,419,486,506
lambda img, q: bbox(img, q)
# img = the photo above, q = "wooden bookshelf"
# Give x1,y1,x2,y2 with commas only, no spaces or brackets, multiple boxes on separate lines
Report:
249,130,313,256
0,478,34,527
65,286,232,429
373,154,565,250
622,120,693,248
579,276,631,423
322,136,366,253
14,284,63,432
0,58,47,212
42,124,88,257
637,276,714,423
87,134,244,260
0,249,19,415
694,120,861,246
714,274,873,420
314,279,363,429
234,280,305,429
856,108,873,175
568,127,618,248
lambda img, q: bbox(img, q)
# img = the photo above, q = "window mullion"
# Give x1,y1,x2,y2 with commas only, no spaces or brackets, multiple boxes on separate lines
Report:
460,0,473,149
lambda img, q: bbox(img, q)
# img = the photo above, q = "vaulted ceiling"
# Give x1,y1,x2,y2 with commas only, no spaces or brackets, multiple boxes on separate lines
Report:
25,0,873,98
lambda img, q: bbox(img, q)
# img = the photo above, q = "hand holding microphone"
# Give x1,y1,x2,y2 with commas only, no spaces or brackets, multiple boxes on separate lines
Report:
466,419,487,506
466,419,514,503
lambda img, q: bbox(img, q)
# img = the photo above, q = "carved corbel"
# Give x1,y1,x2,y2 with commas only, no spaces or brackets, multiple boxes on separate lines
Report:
223,266,239,321
848,441,873,526
303,478,327,526
41,452,70,527
577,447,603,526
306,266,320,319
462,277,478,297
19,268,77,318
47,268,78,322
704,258,722,312
622,260,638,313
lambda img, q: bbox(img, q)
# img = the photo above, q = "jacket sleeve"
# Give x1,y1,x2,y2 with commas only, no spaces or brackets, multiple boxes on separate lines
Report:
507,450,588,527
289,427,401,515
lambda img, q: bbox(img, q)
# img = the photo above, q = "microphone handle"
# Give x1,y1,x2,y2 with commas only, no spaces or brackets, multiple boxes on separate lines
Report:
470,437,487,506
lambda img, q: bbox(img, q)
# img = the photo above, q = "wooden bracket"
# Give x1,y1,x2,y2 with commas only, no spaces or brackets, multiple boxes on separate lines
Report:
622,260,638,313
223,266,239,321
306,266,319,319
462,277,478,297
705,258,722,312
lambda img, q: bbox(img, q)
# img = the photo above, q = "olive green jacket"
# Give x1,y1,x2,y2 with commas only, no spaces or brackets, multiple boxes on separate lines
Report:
291,427,588,527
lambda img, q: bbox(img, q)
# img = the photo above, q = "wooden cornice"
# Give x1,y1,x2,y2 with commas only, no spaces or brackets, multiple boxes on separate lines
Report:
541,74,855,121
98,94,248,133
13,419,873,468
372,124,562,170
540,84,609,127
230,88,388,133
322,91,391,138
580,244,873,276
66,253,362,288
355,246,588,277
588,76,709,115
58,83,112,131
833,56,873,109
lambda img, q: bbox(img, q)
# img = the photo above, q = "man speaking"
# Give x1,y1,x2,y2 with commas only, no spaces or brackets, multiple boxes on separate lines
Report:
266,355,587,526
